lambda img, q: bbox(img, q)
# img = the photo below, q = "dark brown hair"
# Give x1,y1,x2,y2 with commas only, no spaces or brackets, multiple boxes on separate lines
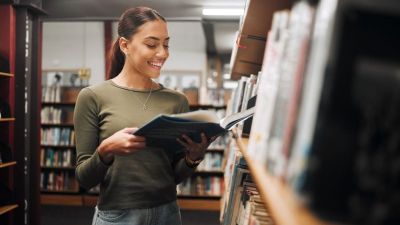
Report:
108,7,166,79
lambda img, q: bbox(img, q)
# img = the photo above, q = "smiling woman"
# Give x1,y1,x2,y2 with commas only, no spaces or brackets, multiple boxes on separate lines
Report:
108,7,168,81
118,20,170,80
73,6,214,225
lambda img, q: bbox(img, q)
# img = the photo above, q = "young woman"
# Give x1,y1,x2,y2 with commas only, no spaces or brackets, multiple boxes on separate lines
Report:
74,7,213,225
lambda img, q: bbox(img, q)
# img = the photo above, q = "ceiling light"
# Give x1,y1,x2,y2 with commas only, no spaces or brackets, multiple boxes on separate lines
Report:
202,8,244,16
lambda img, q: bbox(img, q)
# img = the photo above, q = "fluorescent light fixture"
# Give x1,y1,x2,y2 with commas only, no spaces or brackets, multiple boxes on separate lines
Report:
202,8,243,16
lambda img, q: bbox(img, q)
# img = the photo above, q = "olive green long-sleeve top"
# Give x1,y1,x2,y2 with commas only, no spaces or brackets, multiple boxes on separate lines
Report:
74,80,194,210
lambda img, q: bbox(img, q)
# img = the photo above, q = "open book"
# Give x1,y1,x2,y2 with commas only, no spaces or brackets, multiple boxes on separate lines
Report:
134,107,255,153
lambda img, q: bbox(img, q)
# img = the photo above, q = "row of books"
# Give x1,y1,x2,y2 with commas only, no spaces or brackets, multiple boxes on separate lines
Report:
40,171,79,192
42,70,86,103
40,127,76,146
247,0,316,180
209,135,229,150
237,186,274,225
197,152,223,172
42,86,82,104
229,74,259,117
227,0,400,223
220,135,275,225
42,85,61,103
177,176,223,197
221,139,249,225
41,106,74,124
40,148,75,168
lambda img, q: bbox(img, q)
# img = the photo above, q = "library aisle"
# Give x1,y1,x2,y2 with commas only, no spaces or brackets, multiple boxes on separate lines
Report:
1,0,400,225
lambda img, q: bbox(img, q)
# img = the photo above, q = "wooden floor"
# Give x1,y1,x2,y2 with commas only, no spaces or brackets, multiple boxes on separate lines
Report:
41,205,220,225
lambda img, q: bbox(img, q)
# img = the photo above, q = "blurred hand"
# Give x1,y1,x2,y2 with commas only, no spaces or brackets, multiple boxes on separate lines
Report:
177,133,217,161
98,127,146,164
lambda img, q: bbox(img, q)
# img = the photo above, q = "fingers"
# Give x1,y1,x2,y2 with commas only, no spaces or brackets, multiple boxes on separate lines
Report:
176,137,190,149
122,127,139,134
178,133,209,148
129,134,146,142
181,134,195,145
116,140,146,155
200,133,208,144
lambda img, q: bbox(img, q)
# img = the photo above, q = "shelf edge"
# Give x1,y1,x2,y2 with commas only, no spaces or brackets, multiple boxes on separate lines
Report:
0,161,17,169
234,133,329,225
0,204,18,216
0,72,14,77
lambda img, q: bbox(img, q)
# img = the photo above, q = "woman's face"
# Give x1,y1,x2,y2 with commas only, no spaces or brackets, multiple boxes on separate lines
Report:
121,19,169,79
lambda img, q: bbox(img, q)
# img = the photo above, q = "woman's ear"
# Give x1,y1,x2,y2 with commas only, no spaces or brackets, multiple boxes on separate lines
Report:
119,37,129,55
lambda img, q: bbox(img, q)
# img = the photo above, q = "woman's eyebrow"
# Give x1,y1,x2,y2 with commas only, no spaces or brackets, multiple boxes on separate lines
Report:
144,36,170,41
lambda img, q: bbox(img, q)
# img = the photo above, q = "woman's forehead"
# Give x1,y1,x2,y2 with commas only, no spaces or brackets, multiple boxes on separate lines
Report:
135,20,169,40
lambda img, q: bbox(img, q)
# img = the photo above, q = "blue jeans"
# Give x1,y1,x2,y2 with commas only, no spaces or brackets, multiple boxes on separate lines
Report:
92,201,182,225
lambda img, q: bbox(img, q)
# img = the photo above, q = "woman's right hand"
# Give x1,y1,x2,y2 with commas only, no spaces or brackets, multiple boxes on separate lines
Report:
97,127,146,165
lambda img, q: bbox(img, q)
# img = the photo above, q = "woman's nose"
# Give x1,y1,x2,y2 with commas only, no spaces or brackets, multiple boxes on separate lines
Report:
156,46,169,58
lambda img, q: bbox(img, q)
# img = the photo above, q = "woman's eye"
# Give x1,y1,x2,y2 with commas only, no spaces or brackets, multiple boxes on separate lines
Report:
146,44,156,48
163,45,169,49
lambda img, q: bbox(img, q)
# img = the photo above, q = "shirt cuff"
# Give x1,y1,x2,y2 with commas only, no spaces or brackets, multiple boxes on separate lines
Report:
94,150,113,169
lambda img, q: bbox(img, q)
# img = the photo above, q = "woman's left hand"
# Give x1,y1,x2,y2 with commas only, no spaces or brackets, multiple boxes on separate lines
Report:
177,133,217,161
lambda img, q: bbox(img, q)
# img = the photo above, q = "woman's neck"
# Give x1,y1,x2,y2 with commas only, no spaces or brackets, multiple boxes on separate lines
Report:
113,68,153,90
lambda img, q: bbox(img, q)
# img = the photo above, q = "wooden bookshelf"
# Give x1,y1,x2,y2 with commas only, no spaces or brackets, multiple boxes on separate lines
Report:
0,72,13,77
178,198,220,211
41,194,221,211
233,133,329,225
0,161,16,169
0,118,15,122
41,194,82,206
0,204,18,216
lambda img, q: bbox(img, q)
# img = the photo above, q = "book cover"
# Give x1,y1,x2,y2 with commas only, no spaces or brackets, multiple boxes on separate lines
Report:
134,107,255,153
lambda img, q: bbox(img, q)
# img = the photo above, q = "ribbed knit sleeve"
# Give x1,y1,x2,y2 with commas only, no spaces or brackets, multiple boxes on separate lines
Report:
74,87,110,189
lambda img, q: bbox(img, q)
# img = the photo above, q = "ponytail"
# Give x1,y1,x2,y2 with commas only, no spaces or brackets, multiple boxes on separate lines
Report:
107,6,166,79
108,39,125,79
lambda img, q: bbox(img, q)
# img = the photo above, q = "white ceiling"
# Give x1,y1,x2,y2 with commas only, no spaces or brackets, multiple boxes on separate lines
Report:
43,0,246,20
42,0,245,55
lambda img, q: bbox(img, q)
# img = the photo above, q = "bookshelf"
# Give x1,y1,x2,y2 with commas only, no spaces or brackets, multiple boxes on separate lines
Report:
0,118,15,122
229,0,291,80
1,2,46,224
0,205,18,216
0,5,17,225
0,72,14,78
233,132,327,225
221,0,400,224
40,69,87,195
40,194,221,211
0,161,17,169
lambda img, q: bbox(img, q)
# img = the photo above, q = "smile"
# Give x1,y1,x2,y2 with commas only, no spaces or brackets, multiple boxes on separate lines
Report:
148,61,163,69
